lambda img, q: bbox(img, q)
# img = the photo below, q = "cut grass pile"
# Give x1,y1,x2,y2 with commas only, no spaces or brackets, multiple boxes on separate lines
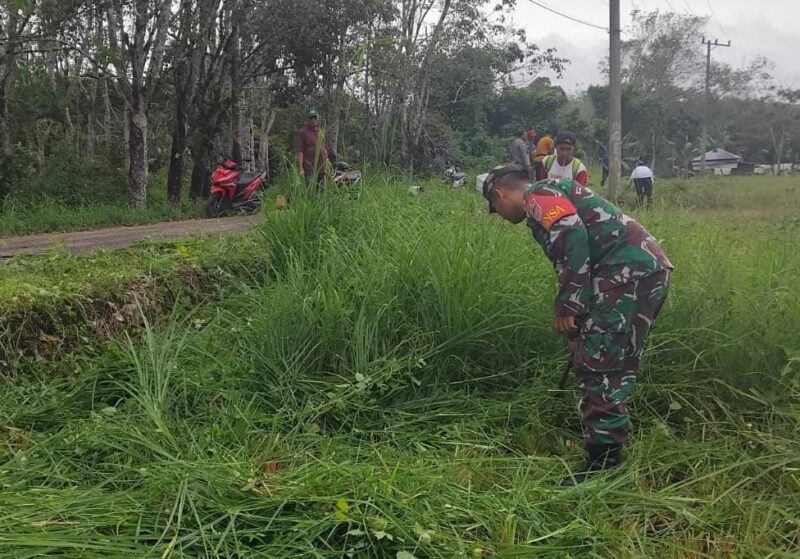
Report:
1,178,799,557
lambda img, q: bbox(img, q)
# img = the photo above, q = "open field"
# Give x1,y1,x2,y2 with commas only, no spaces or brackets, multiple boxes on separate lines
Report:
1,176,799,558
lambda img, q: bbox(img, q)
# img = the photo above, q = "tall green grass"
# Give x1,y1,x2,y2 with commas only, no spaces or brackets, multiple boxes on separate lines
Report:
0,196,205,236
1,178,799,557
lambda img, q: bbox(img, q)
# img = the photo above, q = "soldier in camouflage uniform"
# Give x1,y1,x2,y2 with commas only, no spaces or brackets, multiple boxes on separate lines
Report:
481,163,673,485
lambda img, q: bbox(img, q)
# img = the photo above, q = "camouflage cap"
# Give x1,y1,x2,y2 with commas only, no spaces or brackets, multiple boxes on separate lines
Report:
482,163,529,213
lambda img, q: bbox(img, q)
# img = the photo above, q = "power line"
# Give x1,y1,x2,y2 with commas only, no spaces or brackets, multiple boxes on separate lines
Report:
706,0,731,41
524,0,608,31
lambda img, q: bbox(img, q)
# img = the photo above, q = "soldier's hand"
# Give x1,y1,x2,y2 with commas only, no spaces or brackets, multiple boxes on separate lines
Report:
554,315,577,335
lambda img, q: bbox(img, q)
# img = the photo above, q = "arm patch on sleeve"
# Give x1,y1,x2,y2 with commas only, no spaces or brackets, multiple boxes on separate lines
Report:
525,193,577,231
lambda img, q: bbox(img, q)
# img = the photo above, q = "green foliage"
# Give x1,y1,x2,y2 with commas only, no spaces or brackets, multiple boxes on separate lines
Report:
0,143,37,198
489,86,566,138
22,143,128,204
1,177,799,557
12,62,68,124
588,84,702,173
456,129,507,172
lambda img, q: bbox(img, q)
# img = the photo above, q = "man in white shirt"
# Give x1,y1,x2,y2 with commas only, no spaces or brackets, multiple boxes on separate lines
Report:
628,160,654,208
543,132,589,186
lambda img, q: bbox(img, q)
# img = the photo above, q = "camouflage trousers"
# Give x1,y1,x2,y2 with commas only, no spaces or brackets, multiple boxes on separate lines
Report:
572,271,671,446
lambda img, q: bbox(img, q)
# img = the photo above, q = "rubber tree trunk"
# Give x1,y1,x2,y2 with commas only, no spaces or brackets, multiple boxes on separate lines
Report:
329,76,345,157
190,150,211,201
189,129,213,202
244,93,254,171
0,85,10,157
229,16,242,164
102,80,112,147
88,79,97,157
0,11,19,157
128,104,148,208
167,99,187,205
35,121,47,172
230,93,243,164
122,104,130,158
257,90,276,172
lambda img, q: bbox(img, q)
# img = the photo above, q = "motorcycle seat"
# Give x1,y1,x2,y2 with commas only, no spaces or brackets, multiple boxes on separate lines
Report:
237,172,260,187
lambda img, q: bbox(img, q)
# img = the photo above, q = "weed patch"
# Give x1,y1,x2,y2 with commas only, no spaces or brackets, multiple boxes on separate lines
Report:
1,178,799,557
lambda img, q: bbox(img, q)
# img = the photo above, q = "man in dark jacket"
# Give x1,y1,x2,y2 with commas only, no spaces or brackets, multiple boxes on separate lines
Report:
510,129,534,179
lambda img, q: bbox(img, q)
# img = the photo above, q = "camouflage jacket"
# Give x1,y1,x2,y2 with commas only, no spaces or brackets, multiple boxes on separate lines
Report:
524,179,673,317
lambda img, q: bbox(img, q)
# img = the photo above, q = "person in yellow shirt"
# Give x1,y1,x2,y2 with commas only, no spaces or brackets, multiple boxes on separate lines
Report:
533,128,555,180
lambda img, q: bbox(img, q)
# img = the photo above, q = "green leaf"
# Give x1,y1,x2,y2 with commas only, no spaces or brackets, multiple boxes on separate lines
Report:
345,528,366,537
368,516,389,531
413,523,434,543
397,552,418,559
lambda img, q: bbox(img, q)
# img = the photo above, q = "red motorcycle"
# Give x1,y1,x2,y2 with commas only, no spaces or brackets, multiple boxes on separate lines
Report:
206,159,268,217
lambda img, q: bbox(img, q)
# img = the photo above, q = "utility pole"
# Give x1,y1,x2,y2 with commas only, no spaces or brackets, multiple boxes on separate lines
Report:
700,37,731,176
607,0,621,199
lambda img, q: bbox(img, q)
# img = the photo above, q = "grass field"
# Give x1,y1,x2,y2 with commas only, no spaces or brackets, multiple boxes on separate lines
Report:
1,176,799,558
0,170,210,236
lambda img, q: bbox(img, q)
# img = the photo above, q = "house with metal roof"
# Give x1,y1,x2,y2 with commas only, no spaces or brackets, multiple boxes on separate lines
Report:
691,148,742,175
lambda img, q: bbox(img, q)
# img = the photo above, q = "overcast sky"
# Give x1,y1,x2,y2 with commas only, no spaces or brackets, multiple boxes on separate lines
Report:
511,0,800,92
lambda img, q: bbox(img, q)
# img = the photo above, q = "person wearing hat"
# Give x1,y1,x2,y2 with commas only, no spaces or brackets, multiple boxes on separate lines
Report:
481,165,673,485
543,131,588,186
296,107,336,190
527,128,538,153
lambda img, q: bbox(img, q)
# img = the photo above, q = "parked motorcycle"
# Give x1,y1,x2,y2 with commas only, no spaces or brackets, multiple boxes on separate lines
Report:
206,159,268,218
443,166,467,188
333,161,362,187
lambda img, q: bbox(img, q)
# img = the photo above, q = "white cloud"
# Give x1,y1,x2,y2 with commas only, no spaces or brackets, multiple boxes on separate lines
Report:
512,0,800,92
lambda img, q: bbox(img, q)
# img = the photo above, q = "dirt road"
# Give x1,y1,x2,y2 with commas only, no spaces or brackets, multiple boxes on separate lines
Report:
0,215,262,258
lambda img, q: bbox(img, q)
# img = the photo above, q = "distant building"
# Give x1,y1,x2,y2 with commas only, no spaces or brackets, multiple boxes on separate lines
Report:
754,163,799,175
691,148,741,175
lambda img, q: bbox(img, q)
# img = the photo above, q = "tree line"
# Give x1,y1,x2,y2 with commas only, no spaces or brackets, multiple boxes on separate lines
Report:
0,2,797,208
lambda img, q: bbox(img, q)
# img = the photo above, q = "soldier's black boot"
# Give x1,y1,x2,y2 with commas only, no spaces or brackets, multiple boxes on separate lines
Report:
560,443,622,486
